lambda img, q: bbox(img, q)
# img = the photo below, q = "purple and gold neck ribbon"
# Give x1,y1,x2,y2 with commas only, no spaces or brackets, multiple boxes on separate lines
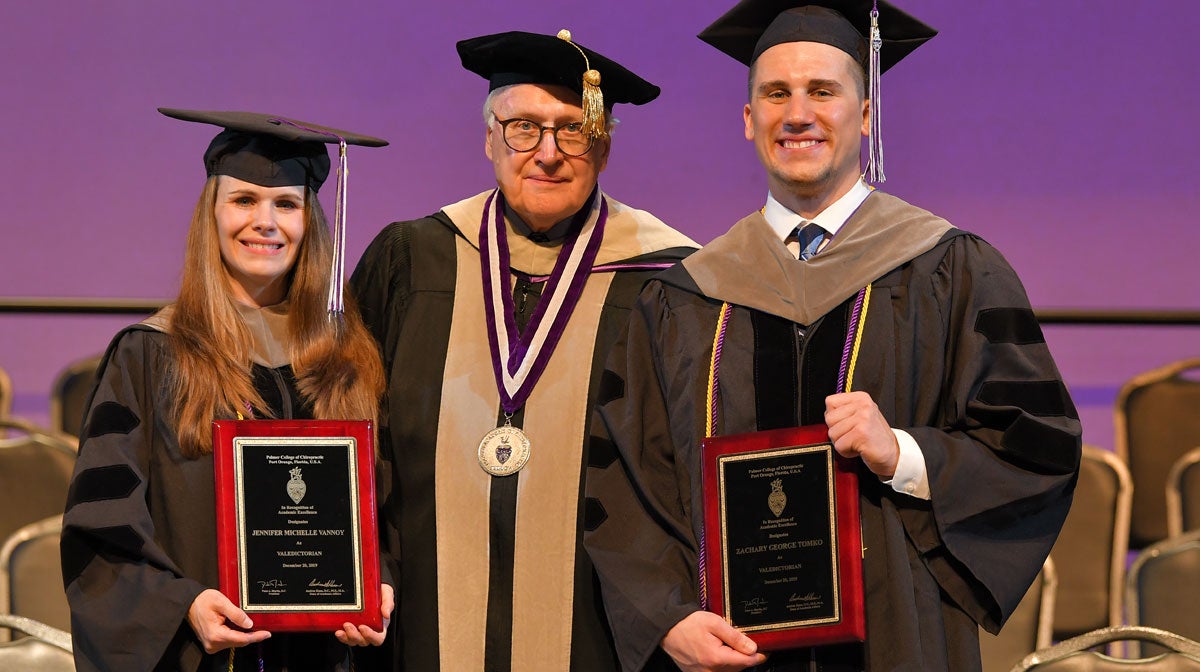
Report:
480,187,608,415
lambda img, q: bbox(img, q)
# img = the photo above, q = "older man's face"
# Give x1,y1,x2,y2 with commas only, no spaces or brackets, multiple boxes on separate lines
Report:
485,83,610,232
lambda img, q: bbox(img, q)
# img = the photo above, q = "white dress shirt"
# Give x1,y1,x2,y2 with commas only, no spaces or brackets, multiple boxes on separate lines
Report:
761,181,931,500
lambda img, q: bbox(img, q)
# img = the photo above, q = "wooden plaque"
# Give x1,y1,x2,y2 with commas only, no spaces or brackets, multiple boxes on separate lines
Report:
213,419,381,632
701,424,864,651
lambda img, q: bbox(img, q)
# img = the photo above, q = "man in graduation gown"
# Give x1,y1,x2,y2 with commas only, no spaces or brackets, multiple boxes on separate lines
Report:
583,2,1082,671
350,30,697,672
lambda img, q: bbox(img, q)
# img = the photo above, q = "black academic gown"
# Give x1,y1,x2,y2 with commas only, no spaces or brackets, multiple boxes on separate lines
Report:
349,191,696,672
61,320,354,672
584,191,1082,672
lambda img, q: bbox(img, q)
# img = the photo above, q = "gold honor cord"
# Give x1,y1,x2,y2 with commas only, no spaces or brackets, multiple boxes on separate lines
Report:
705,302,732,438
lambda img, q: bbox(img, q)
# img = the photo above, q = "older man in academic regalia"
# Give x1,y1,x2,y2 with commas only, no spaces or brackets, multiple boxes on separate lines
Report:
351,30,696,672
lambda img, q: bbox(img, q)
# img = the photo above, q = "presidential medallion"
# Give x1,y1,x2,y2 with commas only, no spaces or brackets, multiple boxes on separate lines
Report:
477,425,531,476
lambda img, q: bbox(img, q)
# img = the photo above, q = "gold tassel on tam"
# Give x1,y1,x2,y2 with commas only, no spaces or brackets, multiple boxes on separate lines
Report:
556,29,607,141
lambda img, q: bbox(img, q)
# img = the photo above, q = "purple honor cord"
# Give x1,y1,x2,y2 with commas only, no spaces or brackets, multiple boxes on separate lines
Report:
480,188,608,414
837,287,869,393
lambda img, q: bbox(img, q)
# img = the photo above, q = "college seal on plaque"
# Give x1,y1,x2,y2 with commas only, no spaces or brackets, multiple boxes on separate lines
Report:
287,467,307,504
768,478,787,518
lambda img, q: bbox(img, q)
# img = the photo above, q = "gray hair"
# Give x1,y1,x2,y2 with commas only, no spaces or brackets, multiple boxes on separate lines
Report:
483,84,619,134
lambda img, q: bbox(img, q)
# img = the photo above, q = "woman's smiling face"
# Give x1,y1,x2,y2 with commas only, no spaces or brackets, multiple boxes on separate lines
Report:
213,175,306,307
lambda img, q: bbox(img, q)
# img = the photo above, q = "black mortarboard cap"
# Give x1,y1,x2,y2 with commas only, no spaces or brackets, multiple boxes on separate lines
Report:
698,0,936,71
456,30,661,106
158,108,388,193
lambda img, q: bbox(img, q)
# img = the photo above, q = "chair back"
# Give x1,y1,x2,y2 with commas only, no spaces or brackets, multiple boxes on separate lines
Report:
0,367,11,421
1115,358,1200,548
1012,626,1200,671
0,420,76,545
0,515,69,640
0,614,73,671
981,557,1057,672
1167,448,1200,537
1127,531,1200,658
1049,445,1131,641
49,355,102,438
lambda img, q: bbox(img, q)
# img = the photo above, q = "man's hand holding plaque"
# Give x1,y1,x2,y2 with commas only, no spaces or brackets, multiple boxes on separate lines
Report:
825,391,900,480
660,610,768,672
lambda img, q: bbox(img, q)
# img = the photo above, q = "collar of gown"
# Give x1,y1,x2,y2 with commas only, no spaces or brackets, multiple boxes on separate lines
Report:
682,190,954,325
141,300,292,368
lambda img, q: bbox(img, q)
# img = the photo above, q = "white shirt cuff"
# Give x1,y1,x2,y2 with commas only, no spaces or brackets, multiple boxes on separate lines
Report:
884,429,930,500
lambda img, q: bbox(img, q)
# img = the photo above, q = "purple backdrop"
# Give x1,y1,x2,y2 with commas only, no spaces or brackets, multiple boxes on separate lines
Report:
2,0,1198,448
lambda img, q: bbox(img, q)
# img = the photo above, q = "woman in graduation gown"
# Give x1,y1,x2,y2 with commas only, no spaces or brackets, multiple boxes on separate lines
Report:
61,108,392,672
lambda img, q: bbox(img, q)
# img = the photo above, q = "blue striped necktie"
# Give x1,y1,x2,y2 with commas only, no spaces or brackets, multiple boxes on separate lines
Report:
796,222,825,261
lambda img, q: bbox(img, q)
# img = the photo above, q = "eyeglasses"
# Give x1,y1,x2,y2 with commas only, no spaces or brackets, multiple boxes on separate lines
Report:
492,114,595,157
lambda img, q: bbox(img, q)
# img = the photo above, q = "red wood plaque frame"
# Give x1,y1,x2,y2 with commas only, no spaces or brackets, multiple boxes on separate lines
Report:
701,424,864,651
213,419,381,632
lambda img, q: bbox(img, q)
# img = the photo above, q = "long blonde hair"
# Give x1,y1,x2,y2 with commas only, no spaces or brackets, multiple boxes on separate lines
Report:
168,176,384,457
